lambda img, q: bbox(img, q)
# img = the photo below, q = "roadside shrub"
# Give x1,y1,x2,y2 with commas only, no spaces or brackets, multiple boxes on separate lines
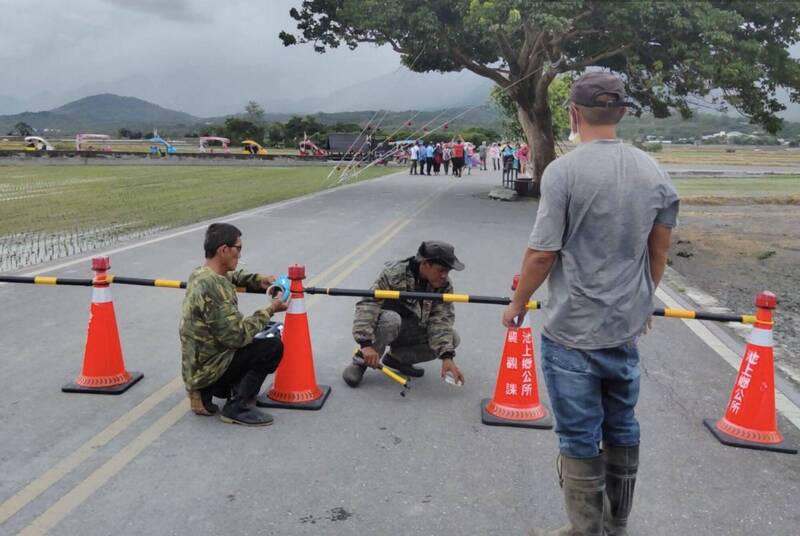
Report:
641,142,663,152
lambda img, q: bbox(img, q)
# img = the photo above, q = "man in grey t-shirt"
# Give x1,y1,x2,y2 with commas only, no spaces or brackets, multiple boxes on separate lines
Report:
503,72,679,536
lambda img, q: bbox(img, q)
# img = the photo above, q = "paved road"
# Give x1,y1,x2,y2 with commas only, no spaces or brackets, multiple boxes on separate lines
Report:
1,169,798,535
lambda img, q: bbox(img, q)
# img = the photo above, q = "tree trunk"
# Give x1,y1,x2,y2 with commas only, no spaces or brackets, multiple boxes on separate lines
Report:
517,102,556,189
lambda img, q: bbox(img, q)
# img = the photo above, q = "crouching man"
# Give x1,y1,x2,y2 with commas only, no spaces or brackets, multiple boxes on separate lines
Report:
180,223,288,426
343,241,465,387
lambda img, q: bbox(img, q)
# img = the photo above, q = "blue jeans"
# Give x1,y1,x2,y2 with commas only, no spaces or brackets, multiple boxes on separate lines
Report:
541,335,641,458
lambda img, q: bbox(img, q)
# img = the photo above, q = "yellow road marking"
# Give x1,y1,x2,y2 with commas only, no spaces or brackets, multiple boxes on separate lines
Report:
17,401,189,536
0,377,182,524
8,180,449,534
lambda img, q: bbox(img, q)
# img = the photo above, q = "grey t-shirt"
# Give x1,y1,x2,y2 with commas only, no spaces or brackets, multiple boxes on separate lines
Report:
528,139,679,350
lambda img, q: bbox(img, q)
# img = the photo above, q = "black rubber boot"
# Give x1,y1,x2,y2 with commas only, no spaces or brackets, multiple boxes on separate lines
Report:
382,353,424,378
219,371,273,426
342,351,367,388
603,444,638,536
530,454,605,536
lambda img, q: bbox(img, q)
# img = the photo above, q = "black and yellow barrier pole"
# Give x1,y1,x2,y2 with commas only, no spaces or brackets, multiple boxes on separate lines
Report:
0,275,93,287
0,276,756,325
303,286,757,325
304,286,542,310
655,308,756,325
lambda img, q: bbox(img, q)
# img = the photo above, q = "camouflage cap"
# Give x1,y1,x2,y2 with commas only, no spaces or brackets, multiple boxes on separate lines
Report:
416,240,465,271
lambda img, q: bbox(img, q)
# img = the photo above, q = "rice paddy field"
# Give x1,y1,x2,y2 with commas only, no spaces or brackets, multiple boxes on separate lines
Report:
0,165,394,271
673,175,800,203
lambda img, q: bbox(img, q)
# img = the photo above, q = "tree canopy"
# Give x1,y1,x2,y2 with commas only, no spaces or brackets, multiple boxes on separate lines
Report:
281,0,800,180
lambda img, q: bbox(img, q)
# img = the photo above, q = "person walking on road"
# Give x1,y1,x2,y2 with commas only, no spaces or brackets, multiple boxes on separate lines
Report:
452,138,465,177
343,241,466,388
409,142,420,175
442,143,452,175
478,141,488,170
180,223,289,426
502,72,679,536
489,142,501,170
425,141,435,175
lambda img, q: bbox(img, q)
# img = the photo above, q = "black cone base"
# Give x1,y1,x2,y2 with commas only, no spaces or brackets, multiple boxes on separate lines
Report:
62,371,143,395
256,385,331,411
703,418,797,454
480,398,554,429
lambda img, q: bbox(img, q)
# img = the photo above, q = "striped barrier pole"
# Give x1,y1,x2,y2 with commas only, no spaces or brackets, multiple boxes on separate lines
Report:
302,286,757,325
0,276,757,325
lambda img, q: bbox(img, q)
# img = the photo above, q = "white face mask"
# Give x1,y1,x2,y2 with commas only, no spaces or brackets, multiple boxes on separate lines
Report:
568,108,580,143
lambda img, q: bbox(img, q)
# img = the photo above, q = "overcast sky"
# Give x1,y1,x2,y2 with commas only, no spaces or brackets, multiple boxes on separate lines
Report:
1,1,798,119
0,0,410,115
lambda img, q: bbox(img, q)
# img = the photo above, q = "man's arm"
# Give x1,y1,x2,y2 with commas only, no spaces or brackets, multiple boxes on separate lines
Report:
648,224,672,287
204,284,274,349
502,248,558,327
352,269,391,367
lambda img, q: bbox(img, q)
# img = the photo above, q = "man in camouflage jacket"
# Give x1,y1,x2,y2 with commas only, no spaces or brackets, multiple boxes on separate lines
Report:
180,223,288,426
343,241,465,387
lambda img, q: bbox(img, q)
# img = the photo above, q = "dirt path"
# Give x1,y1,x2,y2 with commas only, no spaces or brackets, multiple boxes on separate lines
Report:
669,202,800,382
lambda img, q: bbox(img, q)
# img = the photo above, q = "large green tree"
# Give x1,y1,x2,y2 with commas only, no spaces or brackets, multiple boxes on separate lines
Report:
280,0,800,180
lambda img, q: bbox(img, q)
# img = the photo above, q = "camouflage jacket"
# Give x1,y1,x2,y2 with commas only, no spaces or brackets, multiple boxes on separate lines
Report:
352,257,456,358
180,266,273,391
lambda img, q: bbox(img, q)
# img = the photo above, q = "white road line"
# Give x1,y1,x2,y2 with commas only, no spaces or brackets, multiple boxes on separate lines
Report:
655,287,800,431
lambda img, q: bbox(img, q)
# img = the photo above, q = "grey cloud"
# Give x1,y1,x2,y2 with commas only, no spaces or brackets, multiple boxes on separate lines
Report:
101,0,210,22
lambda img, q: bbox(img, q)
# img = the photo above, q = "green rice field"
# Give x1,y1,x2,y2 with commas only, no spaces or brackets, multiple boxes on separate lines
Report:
0,165,395,271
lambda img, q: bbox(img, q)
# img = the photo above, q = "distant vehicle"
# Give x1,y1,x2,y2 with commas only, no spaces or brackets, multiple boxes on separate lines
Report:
241,139,267,155
149,135,177,155
199,136,230,154
75,133,111,151
24,136,55,151
298,133,325,157
327,132,387,159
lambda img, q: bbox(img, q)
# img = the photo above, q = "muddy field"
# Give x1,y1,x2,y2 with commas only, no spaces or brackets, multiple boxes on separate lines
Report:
669,201,800,382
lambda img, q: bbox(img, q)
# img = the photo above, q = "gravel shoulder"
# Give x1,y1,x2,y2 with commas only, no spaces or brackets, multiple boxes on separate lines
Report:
667,202,800,384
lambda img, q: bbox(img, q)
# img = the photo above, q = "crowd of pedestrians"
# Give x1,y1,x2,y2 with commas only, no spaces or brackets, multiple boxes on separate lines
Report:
403,139,530,178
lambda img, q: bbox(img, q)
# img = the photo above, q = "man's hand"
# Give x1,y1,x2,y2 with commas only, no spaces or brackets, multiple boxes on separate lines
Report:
270,296,289,313
441,358,464,385
640,317,653,336
260,274,277,289
502,302,527,328
360,346,381,368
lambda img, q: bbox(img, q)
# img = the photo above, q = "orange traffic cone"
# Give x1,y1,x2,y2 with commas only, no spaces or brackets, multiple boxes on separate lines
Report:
704,291,796,454
62,257,143,394
482,275,552,429
257,264,330,410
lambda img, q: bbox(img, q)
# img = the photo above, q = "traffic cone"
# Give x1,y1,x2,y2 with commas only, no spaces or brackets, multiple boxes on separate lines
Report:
481,310,553,429
62,257,143,394
704,291,796,454
257,264,330,410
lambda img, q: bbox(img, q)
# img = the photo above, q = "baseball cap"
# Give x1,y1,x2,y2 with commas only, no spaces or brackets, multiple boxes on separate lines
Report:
416,240,465,271
570,72,632,108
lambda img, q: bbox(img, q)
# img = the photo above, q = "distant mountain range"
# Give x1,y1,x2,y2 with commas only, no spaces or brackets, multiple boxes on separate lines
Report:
0,94,204,136
0,93,503,137
2,92,797,141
